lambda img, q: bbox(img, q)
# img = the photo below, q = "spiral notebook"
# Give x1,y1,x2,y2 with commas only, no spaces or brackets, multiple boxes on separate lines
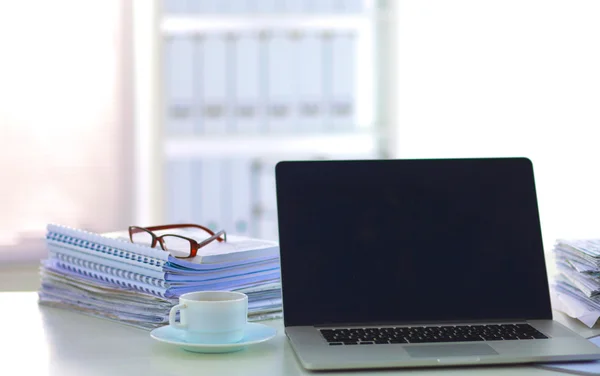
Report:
45,223,281,298
47,224,279,267
39,263,283,329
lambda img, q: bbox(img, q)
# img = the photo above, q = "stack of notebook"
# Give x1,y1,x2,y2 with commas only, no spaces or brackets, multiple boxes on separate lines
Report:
38,224,282,330
552,239,600,326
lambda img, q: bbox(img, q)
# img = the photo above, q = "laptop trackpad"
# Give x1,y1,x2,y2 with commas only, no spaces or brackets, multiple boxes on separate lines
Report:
405,344,498,358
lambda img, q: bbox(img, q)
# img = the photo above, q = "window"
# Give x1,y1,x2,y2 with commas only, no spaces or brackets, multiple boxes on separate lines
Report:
388,0,600,276
0,1,132,263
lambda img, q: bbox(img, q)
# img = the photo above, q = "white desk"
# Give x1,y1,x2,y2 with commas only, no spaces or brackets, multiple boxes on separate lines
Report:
2,292,598,376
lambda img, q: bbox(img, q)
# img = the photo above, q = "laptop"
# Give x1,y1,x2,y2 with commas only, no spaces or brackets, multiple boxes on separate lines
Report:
274,157,600,371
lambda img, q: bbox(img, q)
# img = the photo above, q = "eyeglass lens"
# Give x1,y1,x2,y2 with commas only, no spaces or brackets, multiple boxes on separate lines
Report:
130,230,154,247
160,235,193,258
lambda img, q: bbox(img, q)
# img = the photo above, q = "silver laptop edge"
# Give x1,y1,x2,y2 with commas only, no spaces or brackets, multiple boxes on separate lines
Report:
276,159,600,370
285,320,600,370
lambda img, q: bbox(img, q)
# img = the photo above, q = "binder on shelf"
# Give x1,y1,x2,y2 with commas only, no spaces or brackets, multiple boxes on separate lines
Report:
305,0,337,13
165,159,194,223
162,0,189,14
331,31,356,131
201,33,229,134
295,31,325,133
197,158,224,231
250,159,278,240
301,0,366,13
283,0,305,13
217,0,251,13
164,35,195,135
230,158,253,236
190,159,202,225
257,218,280,242
254,0,279,13
343,0,365,13
192,35,204,134
187,0,217,13
219,159,234,237
233,32,261,134
266,32,295,133
259,161,278,218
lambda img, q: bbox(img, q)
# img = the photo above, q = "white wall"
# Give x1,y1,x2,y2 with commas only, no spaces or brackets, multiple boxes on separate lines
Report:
0,1,132,262
390,0,600,274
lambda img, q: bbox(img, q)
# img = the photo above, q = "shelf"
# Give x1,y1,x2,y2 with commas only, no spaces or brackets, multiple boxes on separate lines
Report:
163,132,379,159
161,15,374,34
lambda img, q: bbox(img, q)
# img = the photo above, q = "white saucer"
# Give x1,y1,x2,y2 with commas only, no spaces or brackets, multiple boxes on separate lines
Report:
150,323,277,353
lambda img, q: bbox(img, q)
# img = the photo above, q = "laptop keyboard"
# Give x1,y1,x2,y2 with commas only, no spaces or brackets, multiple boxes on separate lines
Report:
320,324,548,346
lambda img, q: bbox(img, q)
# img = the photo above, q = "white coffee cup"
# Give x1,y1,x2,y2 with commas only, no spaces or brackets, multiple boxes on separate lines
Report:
169,291,248,344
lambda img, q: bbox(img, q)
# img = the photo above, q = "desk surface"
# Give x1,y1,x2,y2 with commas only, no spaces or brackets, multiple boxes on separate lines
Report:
2,292,599,376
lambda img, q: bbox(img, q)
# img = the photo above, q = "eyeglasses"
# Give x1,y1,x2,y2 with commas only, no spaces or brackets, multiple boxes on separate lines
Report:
128,224,227,259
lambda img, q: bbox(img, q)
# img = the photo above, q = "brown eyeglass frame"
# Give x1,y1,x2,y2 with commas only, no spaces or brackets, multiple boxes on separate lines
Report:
128,224,226,259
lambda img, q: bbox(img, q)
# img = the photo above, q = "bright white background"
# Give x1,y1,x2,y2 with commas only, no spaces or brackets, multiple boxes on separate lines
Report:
0,0,133,263
1,0,599,275
390,0,600,275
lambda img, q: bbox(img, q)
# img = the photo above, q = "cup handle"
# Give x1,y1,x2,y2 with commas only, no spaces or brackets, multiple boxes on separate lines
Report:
169,303,187,329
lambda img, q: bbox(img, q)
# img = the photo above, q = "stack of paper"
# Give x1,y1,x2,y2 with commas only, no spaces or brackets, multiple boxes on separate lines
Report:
37,224,282,330
552,239,600,327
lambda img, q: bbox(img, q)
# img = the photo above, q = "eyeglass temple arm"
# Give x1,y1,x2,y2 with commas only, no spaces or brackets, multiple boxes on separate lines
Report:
196,230,227,249
140,224,226,242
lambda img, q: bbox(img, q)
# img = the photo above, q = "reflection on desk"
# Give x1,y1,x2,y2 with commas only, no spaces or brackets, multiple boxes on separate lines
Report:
1,292,598,376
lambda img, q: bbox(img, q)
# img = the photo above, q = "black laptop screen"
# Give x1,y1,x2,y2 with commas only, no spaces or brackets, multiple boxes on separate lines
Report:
275,158,552,327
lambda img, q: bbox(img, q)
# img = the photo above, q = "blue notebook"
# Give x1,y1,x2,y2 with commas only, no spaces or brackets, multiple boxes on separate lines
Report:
47,224,279,266
45,224,281,298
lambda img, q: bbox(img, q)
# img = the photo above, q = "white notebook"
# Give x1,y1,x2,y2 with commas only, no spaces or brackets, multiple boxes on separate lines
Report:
44,223,281,297
47,224,279,267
